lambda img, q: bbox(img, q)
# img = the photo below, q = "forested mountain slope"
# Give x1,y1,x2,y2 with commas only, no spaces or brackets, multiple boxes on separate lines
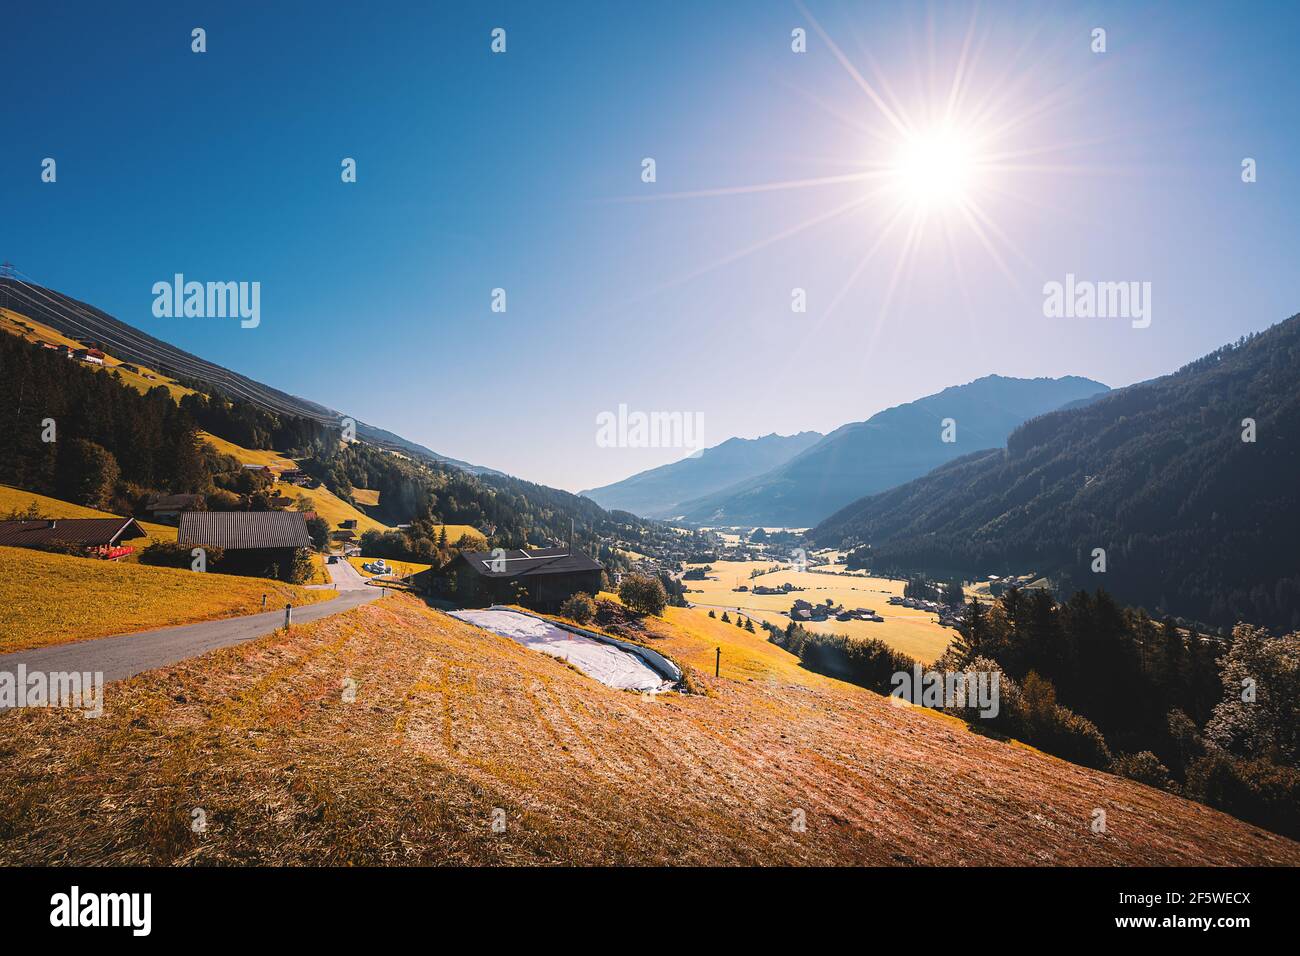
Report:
812,315,1300,632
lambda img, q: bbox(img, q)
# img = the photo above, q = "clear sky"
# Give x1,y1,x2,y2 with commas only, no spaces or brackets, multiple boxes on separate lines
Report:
3,1,1298,491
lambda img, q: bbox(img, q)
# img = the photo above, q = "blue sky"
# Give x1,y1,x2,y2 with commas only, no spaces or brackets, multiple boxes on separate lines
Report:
2,1,1298,491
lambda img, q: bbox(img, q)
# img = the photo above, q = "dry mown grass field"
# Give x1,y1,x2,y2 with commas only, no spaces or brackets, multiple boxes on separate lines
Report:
1,593,1295,866
0,546,331,653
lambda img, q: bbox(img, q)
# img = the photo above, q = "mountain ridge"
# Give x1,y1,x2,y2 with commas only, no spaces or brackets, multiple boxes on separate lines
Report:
580,430,823,518
810,314,1300,632
671,374,1111,527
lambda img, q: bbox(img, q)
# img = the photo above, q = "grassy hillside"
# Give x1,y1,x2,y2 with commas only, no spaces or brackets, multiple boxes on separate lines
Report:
191,433,393,536
284,482,390,535
198,432,297,470
1,307,197,401
1,593,1294,865
0,483,177,543
0,546,330,653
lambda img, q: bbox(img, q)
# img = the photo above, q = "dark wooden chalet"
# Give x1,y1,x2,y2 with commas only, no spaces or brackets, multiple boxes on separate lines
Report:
0,517,148,559
178,511,311,580
447,546,603,610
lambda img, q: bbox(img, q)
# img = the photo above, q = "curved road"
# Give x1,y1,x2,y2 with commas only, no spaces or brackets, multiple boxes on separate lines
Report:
0,558,382,689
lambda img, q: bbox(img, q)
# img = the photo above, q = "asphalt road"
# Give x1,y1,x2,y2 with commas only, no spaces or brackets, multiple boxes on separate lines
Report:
0,559,382,688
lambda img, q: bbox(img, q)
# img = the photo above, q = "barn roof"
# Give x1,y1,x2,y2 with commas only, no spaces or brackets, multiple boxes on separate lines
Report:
179,511,310,550
0,517,148,548
146,493,204,510
457,547,603,579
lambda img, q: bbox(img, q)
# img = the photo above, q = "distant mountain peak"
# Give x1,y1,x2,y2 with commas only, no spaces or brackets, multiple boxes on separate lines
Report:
580,430,824,518
670,375,1111,528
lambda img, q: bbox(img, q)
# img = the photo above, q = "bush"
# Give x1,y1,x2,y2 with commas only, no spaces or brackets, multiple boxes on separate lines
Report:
1036,706,1113,770
618,574,668,616
306,517,331,551
288,547,314,584
33,540,91,558
559,591,596,625
1185,750,1300,839
140,541,224,570
951,664,1112,770
769,623,916,695
1113,751,1177,792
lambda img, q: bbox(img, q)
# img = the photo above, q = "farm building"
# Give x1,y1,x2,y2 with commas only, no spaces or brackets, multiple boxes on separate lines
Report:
179,511,311,580
0,517,148,559
442,546,603,610
145,493,204,521
71,347,106,365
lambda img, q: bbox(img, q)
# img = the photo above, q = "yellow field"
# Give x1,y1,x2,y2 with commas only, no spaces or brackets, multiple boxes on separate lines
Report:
0,545,331,653
192,433,391,536
346,556,431,579
198,433,296,471
433,525,487,548
682,560,958,663
351,488,381,506
0,484,176,543
1,308,197,401
290,483,390,535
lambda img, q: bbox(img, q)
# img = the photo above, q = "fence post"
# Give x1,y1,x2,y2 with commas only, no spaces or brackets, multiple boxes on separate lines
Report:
715,647,720,678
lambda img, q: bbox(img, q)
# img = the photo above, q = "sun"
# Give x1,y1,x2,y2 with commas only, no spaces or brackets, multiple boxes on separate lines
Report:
892,126,978,209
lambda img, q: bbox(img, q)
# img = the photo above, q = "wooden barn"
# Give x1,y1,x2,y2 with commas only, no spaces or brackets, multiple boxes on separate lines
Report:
0,517,147,559
445,546,603,610
178,511,311,580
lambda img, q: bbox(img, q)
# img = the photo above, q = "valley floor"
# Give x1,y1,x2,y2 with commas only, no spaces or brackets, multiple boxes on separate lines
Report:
1,594,1295,866
683,560,958,662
